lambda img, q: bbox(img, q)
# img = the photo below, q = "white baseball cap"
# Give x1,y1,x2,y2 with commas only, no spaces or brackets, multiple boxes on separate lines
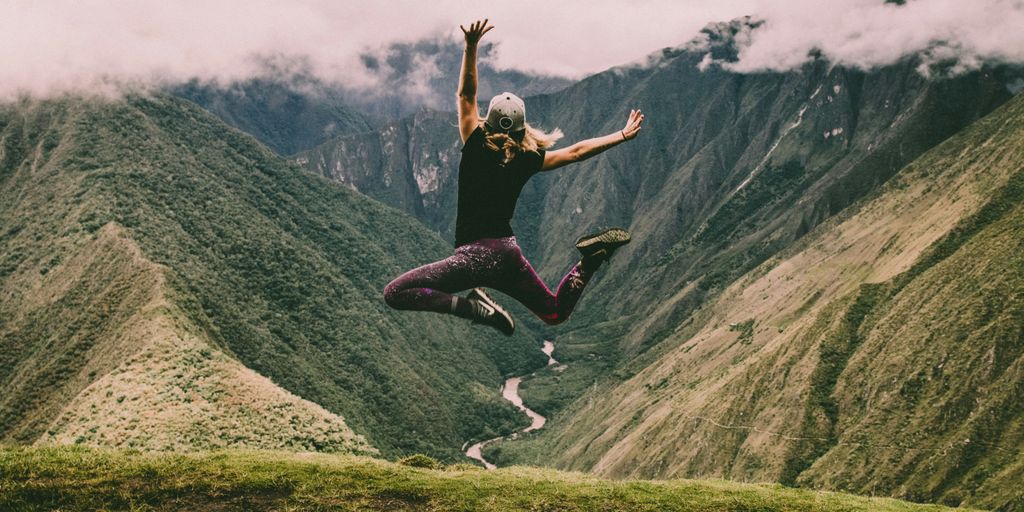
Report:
485,92,526,133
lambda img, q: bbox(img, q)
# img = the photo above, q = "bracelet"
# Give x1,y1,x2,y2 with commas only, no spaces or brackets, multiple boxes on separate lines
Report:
620,129,626,141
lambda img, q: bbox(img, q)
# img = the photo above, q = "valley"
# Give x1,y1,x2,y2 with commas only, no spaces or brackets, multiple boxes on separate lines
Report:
465,340,560,469
1,12,1022,511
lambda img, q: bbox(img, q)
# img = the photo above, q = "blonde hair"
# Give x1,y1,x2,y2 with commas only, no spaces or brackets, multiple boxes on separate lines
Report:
481,120,563,165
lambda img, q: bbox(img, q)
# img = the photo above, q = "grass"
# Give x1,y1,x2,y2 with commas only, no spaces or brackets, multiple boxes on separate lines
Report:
0,446,970,512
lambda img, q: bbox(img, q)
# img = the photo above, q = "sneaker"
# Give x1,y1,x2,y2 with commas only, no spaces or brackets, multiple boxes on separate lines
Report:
575,228,631,261
467,288,515,336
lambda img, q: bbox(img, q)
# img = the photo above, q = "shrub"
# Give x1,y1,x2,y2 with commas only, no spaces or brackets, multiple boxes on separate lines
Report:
398,454,442,470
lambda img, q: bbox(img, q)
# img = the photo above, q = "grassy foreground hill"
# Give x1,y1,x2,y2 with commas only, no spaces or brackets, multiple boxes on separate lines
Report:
0,94,545,460
0,446,967,511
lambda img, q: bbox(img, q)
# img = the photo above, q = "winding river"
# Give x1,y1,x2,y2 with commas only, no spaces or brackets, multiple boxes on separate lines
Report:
464,340,560,469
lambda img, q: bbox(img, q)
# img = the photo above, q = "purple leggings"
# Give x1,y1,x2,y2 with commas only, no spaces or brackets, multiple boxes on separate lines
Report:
383,237,594,325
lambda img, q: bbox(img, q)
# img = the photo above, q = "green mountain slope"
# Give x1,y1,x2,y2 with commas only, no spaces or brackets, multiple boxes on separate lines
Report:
173,77,373,156
0,446,969,511
0,221,371,454
494,88,1024,510
0,95,545,460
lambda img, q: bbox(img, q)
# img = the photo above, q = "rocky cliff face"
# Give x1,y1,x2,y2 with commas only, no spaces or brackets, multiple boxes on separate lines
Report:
293,109,461,234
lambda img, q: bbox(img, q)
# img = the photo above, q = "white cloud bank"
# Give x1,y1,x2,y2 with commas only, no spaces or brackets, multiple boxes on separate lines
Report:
727,0,1024,76
0,0,1022,98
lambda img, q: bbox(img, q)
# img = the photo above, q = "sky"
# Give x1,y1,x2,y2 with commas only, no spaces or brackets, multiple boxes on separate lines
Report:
1,0,1023,98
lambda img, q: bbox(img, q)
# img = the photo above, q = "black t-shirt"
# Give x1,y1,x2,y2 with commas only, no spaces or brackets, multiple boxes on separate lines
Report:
454,126,546,246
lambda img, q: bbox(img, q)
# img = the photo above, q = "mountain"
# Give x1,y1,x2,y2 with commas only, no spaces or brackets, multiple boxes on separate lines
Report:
172,76,373,156
294,20,1017,338
495,91,1024,510
292,108,460,233
174,38,573,156
0,94,546,460
291,19,1023,509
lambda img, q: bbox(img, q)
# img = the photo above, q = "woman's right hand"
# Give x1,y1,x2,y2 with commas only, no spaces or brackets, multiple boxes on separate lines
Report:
460,19,494,47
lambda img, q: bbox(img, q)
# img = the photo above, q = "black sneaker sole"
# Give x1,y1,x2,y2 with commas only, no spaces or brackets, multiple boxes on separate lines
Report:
468,288,515,336
575,228,631,256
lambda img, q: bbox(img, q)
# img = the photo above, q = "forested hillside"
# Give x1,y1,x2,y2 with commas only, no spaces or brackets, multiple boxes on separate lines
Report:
0,95,546,460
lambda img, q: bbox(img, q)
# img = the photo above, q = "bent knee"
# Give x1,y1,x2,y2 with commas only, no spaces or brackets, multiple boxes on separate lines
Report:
382,280,404,308
539,313,567,326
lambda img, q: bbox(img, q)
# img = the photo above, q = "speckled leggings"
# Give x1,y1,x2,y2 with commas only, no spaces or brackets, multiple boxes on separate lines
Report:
383,236,594,325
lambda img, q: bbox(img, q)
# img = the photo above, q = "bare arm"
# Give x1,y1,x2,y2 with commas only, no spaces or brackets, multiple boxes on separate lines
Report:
457,19,493,143
541,109,645,171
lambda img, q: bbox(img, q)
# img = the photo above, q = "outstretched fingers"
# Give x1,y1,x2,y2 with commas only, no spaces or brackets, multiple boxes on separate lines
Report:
623,109,645,139
461,19,494,44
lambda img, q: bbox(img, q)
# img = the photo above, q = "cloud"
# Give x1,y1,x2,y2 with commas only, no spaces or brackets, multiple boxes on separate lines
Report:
724,0,1024,74
0,0,759,98
0,0,1022,99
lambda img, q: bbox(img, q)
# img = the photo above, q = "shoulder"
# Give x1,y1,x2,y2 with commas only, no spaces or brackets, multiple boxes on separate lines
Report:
461,125,485,153
519,148,546,175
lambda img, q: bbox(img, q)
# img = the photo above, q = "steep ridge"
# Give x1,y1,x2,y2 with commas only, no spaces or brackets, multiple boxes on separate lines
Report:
0,96,544,460
14,223,371,453
499,91,1024,509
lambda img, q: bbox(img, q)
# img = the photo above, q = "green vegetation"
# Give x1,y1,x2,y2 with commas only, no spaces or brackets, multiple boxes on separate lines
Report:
473,91,1024,510
397,453,442,470
694,160,807,247
0,446,968,511
781,283,888,485
0,96,543,460
785,161,1024,486
172,78,372,155
728,319,756,345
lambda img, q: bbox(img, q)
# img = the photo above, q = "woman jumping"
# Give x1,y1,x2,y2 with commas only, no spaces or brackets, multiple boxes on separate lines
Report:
383,19,644,335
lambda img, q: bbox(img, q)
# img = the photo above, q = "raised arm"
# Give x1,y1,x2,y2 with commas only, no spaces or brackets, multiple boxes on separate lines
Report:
541,109,645,171
457,19,493,143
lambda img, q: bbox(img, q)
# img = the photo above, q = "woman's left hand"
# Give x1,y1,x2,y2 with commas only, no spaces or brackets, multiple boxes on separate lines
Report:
621,109,645,140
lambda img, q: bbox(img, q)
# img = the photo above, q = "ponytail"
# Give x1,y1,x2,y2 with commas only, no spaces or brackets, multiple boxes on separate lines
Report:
481,120,563,165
